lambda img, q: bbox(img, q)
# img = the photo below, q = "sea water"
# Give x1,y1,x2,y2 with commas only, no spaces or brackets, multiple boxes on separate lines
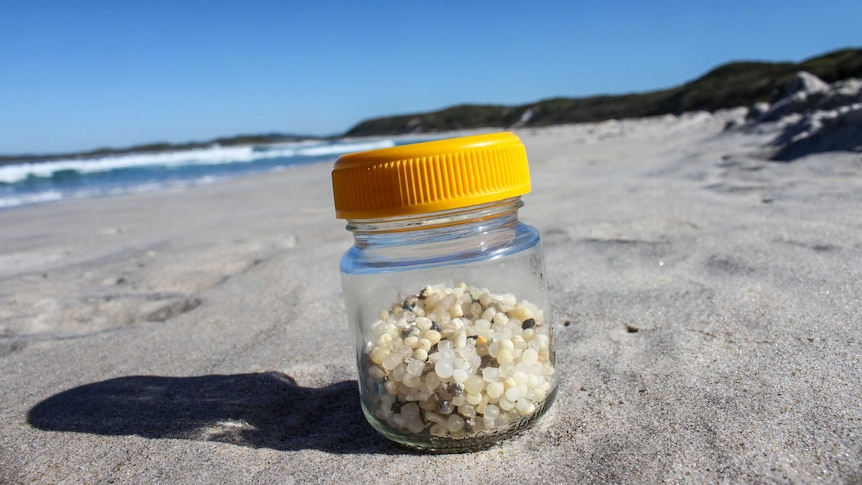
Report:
0,137,432,210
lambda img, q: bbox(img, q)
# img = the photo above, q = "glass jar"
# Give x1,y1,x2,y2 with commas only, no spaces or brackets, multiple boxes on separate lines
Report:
331,132,557,452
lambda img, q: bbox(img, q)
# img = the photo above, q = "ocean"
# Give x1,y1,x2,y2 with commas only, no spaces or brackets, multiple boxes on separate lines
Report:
0,137,432,210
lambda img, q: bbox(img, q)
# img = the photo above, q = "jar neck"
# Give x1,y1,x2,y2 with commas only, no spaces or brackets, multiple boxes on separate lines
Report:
346,197,523,247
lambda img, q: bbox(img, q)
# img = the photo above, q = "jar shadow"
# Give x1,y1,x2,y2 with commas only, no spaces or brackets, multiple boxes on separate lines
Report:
27,371,403,454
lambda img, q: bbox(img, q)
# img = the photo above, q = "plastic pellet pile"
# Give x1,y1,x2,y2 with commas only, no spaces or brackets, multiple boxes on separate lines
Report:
362,283,555,440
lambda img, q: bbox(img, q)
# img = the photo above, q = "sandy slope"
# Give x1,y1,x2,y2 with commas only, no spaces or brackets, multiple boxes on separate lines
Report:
1,111,860,483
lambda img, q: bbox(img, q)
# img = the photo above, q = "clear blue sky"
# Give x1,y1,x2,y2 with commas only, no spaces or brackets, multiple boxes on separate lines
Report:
1,1,860,155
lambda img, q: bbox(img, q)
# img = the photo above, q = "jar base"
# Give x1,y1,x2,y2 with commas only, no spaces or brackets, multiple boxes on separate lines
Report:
362,385,558,453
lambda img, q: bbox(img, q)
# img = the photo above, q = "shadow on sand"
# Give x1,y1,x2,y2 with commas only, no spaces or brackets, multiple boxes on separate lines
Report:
28,372,402,454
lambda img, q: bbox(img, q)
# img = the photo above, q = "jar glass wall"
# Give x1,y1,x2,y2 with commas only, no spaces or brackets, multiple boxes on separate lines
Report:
339,198,557,452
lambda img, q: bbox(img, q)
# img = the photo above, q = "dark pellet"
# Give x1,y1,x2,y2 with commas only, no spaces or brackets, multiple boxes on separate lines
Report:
402,295,419,311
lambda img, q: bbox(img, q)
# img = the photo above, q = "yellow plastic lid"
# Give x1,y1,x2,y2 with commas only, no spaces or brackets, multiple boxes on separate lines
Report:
332,132,531,219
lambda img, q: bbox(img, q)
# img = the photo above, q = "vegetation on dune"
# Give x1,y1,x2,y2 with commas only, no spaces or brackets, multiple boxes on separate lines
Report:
800,48,862,82
345,48,862,136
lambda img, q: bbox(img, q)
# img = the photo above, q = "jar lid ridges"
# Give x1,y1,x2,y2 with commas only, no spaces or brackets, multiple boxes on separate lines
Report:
332,132,531,219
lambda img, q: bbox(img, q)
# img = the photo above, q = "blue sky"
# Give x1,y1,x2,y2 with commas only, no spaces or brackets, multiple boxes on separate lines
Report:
1,1,860,155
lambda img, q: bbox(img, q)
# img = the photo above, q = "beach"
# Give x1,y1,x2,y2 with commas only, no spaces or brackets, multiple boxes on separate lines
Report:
1,110,861,482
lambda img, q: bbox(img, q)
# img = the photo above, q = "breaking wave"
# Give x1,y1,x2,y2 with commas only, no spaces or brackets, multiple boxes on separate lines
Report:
0,139,396,184
0,137,417,209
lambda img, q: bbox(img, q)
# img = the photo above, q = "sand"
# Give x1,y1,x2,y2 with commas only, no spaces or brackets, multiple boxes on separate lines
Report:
1,110,860,483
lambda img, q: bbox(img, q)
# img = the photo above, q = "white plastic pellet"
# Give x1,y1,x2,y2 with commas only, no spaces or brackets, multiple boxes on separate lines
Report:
452,369,469,383
424,330,442,345
446,414,465,433
482,367,500,382
425,371,440,389
486,381,504,399
407,418,425,434
401,402,420,418
459,404,476,418
406,359,425,376
496,349,514,364
516,399,536,416
402,373,420,388
483,404,500,420
464,375,485,394
415,317,432,331
382,353,401,371
435,360,454,379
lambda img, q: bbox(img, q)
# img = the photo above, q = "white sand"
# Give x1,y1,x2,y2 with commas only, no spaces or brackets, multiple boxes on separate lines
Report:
1,111,860,482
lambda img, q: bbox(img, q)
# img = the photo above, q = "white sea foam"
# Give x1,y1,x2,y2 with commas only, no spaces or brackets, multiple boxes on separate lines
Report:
293,140,396,156
0,139,396,184
0,190,65,208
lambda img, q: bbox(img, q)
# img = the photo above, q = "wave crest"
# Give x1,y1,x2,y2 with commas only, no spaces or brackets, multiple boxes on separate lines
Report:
0,139,396,184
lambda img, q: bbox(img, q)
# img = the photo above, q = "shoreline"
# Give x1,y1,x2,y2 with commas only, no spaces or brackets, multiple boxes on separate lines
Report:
0,110,740,213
